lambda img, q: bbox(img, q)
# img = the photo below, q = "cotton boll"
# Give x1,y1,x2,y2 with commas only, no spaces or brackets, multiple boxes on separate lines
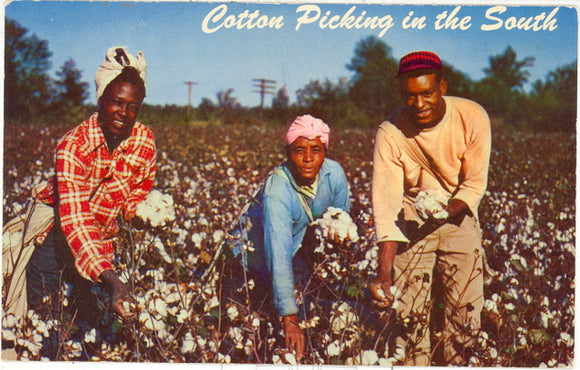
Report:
361,350,379,365
191,233,204,248
153,237,173,264
356,259,369,271
330,302,359,334
2,314,17,328
217,353,231,363
139,312,165,331
84,328,97,343
148,297,168,317
176,309,189,324
181,332,196,354
390,285,402,300
312,207,359,243
2,329,16,342
212,230,225,243
228,327,244,349
376,288,386,300
414,189,449,220
136,190,176,227
326,340,341,357
227,305,239,321
284,352,297,365
204,296,220,311
347,223,359,242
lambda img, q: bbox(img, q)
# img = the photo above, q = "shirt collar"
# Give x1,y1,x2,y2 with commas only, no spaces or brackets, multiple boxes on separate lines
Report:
87,113,108,152
300,175,318,199
282,159,329,199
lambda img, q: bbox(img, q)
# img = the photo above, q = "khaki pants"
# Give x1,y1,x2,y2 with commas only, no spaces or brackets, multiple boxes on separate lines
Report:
392,209,484,366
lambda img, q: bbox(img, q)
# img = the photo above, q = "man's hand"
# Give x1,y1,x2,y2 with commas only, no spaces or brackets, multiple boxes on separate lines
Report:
99,269,135,319
446,198,469,225
424,198,469,226
283,314,305,362
446,198,468,218
369,241,398,308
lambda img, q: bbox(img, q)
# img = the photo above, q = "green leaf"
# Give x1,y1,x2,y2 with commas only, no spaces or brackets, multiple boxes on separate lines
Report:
112,319,123,334
529,329,551,345
347,285,363,299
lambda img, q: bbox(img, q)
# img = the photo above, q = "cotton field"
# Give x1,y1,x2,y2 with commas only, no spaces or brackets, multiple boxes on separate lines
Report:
2,122,575,366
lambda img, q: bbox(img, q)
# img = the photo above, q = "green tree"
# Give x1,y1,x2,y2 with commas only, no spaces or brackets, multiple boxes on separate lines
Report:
442,63,476,99
270,84,292,124
54,59,89,105
272,85,289,111
5,18,53,122
528,61,577,131
475,46,534,124
346,36,400,122
47,58,91,124
198,97,216,121
483,46,535,90
297,78,340,122
296,77,363,127
216,88,241,125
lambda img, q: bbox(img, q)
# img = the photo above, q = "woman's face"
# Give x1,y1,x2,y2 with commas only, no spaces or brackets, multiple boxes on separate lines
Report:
98,81,143,139
287,136,325,186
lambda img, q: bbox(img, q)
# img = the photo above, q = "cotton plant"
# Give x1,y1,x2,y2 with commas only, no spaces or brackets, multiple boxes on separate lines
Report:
3,123,576,366
1,310,58,359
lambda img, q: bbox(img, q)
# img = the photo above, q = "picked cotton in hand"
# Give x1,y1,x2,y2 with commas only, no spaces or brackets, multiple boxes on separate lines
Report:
313,207,359,243
136,190,176,227
414,189,449,220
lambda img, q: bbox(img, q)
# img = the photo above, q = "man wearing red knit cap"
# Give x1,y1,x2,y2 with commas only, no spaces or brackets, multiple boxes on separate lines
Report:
370,51,491,365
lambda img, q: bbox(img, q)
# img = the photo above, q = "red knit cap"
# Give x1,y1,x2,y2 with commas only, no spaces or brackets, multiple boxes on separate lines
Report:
397,51,442,76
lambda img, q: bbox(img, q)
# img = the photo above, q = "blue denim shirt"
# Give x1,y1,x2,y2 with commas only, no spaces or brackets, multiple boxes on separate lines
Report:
244,158,350,316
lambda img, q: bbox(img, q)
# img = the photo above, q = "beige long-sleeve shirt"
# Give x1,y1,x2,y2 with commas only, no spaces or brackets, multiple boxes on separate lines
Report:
372,96,491,243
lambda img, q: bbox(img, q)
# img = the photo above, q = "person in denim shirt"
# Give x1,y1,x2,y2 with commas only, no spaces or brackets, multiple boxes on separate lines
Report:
237,115,350,361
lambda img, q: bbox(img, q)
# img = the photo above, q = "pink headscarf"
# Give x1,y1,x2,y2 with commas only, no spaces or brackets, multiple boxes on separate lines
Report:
285,115,330,146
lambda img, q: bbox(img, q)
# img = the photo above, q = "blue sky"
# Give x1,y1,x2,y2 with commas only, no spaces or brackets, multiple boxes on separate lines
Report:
4,1,578,108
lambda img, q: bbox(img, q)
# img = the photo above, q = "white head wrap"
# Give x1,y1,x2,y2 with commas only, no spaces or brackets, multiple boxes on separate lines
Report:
95,46,147,100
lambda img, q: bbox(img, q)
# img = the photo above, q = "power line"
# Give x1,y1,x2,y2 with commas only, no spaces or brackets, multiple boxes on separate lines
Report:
252,78,276,109
184,81,198,113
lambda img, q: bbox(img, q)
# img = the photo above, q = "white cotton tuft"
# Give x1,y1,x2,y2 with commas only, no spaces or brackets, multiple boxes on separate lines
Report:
414,189,449,220
312,207,359,243
136,190,176,227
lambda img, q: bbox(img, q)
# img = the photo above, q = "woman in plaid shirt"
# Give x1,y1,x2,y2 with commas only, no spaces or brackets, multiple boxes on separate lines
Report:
26,47,156,324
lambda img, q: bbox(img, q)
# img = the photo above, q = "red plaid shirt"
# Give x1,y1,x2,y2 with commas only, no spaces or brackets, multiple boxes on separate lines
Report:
35,113,157,282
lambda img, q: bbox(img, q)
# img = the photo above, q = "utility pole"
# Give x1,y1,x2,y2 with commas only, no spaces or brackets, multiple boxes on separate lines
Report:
184,81,198,114
252,78,276,123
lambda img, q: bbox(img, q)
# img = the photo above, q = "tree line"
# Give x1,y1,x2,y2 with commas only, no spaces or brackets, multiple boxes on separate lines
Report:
5,18,577,132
